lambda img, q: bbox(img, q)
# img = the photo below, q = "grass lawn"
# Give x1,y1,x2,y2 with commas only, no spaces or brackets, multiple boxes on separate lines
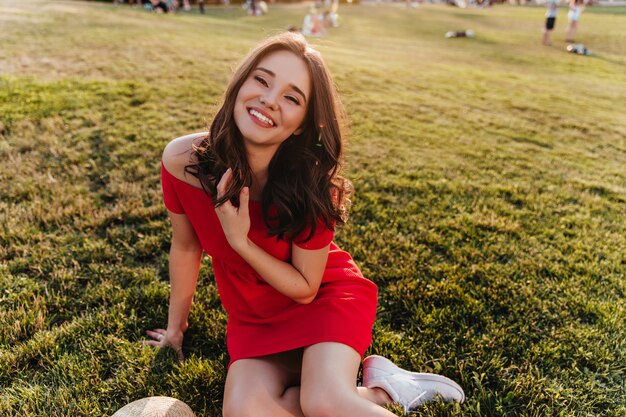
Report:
1,0,625,415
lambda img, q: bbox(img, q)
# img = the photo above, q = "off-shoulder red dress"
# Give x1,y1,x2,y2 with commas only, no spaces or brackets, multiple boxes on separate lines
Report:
161,163,378,364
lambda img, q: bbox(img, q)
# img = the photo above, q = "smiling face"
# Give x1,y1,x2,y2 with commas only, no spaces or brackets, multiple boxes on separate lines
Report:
233,50,311,154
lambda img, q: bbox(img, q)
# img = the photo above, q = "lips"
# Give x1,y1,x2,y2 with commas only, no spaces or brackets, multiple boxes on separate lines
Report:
247,107,276,128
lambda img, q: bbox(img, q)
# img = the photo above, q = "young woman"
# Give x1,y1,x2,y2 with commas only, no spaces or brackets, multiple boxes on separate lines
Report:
565,0,585,42
145,32,464,416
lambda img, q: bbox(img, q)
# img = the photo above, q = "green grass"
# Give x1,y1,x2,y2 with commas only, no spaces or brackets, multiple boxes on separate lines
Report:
1,0,625,415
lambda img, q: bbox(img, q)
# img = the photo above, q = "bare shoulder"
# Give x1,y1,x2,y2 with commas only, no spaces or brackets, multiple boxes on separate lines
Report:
162,132,208,187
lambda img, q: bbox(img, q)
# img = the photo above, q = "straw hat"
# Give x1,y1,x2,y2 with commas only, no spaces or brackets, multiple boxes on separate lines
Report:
112,397,194,417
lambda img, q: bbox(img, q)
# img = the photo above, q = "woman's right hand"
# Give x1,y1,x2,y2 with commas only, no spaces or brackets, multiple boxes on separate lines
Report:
143,328,186,363
214,168,251,252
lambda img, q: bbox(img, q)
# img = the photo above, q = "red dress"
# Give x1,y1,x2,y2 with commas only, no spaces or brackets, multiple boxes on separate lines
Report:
162,163,378,364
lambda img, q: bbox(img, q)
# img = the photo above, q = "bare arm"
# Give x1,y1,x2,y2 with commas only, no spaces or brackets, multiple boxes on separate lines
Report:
214,169,328,304
235,238,329,305
167,211,203,331
145,210,202,361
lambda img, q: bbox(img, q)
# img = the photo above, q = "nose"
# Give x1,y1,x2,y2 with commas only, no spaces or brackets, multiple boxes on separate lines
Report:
260,94,278,111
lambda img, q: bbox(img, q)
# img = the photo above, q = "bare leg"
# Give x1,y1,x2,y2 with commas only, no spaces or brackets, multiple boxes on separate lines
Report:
300,342,396,417
358,386,393,407
223,350,305,417
566,20,577,42
543,28,553,45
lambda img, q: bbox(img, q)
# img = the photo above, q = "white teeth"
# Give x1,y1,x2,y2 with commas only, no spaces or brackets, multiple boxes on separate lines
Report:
249,109,274,126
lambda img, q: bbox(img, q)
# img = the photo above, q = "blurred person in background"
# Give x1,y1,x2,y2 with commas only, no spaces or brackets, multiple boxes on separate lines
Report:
565,0,585,42
543,0,559,45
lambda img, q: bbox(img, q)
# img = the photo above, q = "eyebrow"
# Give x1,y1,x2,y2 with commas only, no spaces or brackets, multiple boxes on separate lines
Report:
256,67,308,104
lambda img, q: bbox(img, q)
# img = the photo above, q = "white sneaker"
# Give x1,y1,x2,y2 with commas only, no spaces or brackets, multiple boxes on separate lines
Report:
362,355,465,414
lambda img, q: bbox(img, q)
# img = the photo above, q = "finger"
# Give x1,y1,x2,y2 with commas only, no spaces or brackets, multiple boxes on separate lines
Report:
141,340,161,347
155,329,167,334
216,168,233,198
239,187,250,217
145,330,160,338
145,330,165,340
177,349,185,363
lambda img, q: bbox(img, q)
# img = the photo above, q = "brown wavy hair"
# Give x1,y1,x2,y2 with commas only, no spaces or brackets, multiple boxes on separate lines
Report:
185,32,352,242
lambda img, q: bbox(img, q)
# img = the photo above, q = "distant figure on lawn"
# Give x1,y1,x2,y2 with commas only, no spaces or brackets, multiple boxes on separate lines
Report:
302,5,326,36
301,2,339,37
137,0,195,13
543,0,559,45
565,0,585,42
144,32,465,416
445,29,474,38
244,0,268,15
140,0,170,13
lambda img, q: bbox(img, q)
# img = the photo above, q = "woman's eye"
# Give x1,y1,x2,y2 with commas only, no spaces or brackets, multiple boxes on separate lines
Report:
286,96,300,105
254,76,268,87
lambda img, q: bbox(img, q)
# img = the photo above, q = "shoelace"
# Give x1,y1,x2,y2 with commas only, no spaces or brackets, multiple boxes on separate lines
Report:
391,374,429,414
403,390,428,414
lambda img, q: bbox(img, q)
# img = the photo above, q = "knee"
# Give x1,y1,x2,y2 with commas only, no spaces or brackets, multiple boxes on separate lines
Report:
301,401,336,417
222,401,250,417
300,390,343,417
222,395,267,417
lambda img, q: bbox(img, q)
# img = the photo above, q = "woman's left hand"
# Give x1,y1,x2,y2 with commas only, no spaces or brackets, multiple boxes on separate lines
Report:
215,168,251,252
